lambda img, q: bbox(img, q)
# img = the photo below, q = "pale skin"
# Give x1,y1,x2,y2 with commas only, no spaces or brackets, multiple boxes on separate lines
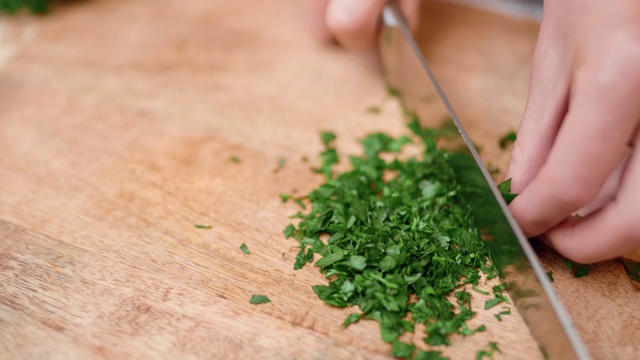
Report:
303,0,640,264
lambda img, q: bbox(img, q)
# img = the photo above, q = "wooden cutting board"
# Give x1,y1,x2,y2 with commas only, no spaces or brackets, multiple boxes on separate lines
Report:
1,1,638,359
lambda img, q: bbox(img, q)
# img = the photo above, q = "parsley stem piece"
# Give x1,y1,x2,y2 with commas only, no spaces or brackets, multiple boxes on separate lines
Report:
472,286,490,296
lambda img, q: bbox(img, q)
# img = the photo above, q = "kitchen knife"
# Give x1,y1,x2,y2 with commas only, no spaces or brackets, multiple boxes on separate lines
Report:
379,2,591,359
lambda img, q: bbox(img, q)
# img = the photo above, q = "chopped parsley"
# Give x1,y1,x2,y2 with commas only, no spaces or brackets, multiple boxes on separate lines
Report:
284,120,506,358
484,297,504,310
0,0,48,13
249,294,271,305
320,131,336,147
566,260,590,278
573,264,590,278
229,156,241,164
476,342,501,360
366,106,382,114
498,131,517,149
294,198,306,210
240,243,250,255
621,258,640,283
391,341,416,359
342,313,362,327
194,224,212,229
472,285,490,296
387,85,401,98
497,178,517,204
493,307,511,322
274,157,286,173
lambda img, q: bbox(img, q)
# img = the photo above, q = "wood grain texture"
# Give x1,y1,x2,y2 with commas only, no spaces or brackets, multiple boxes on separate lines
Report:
0,1,638,359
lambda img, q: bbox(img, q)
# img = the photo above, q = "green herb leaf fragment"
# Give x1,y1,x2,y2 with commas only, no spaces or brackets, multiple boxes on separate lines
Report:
387,85,401,97
391,341,415,359
280,194,292,203
476,341,501,360
240,243,250,254
283,224,295,239
0,0,48,14
566,259,573,270
229,156,241,164
621,258,640,283
566,259,590,278
573,264,590,278
343,313,362,327
497,178,518,204
321,131,336,147
472,285,490,295
274,157,286,173
498,131,517,149
249,294,271,305
346,255,367,271
484,297,504,310
294,198,307,210
493,307,511,322
366,106,381,114
547,270,554,282
194,224,212,229
314,252,344,268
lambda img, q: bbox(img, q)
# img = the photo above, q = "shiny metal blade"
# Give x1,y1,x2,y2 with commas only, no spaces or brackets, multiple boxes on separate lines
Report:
380,2,590,359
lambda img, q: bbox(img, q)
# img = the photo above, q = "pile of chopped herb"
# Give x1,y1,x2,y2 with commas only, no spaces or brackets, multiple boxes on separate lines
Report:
0,0,48,14
283,120,507,359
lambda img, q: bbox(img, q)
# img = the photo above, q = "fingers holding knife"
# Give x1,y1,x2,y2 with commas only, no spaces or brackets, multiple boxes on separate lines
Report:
302,0,420,50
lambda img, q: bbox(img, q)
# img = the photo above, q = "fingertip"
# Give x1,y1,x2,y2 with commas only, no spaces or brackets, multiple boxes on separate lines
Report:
325,0,385,50
544,208,640,264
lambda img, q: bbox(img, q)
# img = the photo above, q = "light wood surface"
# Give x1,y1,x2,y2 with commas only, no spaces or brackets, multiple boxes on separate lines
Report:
1,1,638,359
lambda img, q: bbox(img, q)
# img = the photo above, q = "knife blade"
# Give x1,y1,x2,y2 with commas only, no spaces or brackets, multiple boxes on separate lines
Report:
379,2,590,359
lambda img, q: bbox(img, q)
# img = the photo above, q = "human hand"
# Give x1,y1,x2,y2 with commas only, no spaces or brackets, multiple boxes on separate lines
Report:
504,0,640,263
302,0,420,50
